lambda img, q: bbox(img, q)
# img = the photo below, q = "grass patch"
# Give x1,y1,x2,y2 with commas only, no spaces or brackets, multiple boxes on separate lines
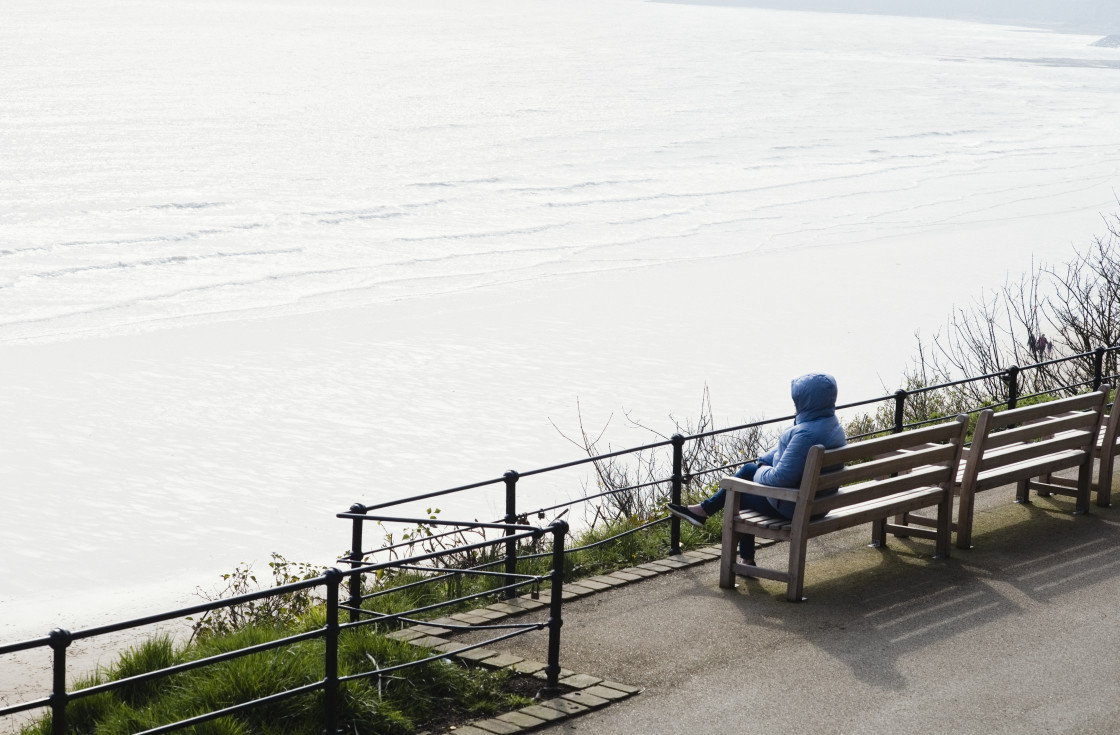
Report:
18,502,717,735
21,624,534,735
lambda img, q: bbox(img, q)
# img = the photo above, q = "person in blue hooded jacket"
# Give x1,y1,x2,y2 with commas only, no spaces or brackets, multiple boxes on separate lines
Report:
668,373,847,566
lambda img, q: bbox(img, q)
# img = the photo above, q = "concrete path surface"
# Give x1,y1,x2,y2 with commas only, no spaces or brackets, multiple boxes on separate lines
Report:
489,491,1120,734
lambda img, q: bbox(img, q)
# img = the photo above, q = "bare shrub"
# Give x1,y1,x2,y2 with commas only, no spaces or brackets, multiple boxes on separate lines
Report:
553,387,776,523
909,210,1120,400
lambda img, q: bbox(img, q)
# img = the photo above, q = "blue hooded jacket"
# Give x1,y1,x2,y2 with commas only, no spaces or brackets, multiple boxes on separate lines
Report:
752,373,847,516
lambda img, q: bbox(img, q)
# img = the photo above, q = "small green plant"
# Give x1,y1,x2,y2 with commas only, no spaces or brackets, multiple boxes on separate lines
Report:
186,553,328,643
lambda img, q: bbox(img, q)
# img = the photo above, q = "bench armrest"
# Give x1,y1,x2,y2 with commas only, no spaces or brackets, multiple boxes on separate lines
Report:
719,476,800,504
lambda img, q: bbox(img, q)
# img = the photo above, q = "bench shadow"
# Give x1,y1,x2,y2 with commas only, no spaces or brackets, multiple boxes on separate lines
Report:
701,500,1120,691
962,497,1120,604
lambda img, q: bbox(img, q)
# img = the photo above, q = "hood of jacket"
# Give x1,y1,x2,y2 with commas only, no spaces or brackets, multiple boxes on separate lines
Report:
791,373,838,424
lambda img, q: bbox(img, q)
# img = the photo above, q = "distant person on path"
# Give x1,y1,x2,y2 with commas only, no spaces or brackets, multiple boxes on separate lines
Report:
1038,333,1050,359
667,373,847,567
1028,331,1038,358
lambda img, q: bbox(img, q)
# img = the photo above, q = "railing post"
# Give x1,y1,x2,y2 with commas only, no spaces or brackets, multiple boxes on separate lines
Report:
48,628,72,735
1005,366,1020,409
1094,346,1106,391
670,434,684,556
893,389,908,434
323,569,343,735
538,520,569,700
347,504,366,623
503,470,519,599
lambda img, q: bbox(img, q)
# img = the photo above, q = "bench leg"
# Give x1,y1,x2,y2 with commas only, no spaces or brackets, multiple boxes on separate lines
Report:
1014,478,1031,504
1097,450,1114,508
891,512,912,538
785,537,809,602
1075,459,1093,515
935,491,952,559
719,494,738,589
870,518,887,548
956,483,976,550
1035,471,1053,497
719,531,737,588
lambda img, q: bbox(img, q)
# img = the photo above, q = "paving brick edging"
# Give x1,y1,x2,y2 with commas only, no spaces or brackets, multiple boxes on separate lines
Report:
384,546,722,733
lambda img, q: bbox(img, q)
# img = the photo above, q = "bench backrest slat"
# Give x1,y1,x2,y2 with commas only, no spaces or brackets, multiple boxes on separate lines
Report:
819,419,967,467
811,465,951,514
980,409,1102,452
817,442,959,491
976,430,1097,474
794,416,968,508
981,392,1104,434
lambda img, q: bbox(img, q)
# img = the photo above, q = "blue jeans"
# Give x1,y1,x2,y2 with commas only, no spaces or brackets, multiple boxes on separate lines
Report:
700,462,774,560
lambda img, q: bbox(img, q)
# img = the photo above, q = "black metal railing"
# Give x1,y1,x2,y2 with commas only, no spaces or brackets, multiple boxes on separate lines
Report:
0,521,569,735
344,345,1119,576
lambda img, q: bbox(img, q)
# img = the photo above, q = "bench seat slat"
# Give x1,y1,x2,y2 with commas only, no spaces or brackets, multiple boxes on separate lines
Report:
737,510,789,530
728,520,791,542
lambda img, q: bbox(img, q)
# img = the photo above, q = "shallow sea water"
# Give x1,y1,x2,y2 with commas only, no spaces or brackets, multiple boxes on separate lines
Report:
1,0,1119,642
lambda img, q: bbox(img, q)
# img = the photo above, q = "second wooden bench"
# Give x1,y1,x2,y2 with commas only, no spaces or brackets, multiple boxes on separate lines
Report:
900,389,1109,549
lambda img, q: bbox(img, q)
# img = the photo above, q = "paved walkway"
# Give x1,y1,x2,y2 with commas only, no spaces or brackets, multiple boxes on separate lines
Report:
486,486,1120,734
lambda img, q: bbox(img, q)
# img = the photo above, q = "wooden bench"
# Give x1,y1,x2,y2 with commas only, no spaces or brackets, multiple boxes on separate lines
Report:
949,389,1109,549
718,415,968,602
1041,389,1120,508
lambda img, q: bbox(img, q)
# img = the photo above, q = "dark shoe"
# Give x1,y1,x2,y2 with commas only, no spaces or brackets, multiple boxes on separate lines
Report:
667,503,707,528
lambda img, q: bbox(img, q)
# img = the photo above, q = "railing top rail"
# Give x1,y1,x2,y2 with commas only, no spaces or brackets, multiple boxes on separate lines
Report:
1,575,330,652
354,440,677,514
352,525,551,572
519,437,675,477
337,515,537,532
358,475,509,511
683,411,794,443
0,635,52,657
